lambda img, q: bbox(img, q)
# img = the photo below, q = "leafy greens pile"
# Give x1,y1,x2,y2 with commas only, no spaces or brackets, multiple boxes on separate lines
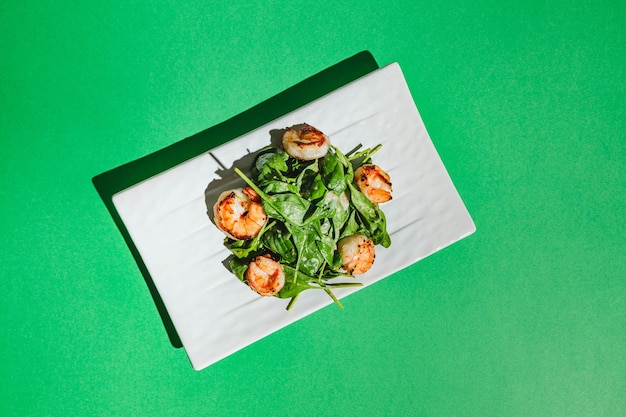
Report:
225,142,391,310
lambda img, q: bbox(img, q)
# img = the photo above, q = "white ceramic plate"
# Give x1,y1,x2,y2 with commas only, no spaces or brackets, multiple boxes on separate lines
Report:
112,63,475,370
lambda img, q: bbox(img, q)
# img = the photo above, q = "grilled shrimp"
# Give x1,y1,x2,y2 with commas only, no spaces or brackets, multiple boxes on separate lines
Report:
246,255,285,296
337,233,375,275
354,164,392,204
282,124,330,160
213,187,267,240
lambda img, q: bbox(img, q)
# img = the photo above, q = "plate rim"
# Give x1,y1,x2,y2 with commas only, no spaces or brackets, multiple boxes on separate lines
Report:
110,61,476,370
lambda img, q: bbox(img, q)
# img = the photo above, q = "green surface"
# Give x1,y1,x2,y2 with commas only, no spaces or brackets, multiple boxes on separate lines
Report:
1,1,624,416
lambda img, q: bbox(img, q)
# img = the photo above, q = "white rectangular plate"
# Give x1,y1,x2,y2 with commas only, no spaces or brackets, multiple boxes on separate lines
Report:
113,63,475,370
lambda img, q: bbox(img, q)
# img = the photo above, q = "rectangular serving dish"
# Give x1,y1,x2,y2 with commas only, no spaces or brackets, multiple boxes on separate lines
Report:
110,62,475,370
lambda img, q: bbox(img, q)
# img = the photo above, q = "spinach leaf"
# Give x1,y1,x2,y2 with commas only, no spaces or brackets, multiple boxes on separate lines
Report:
262,180,298,194
297,164,326,201
255,149,288,181
276,265,317,299
264,193,311,226
226,141,391,310
348,182,378,221
316,233,339,269
228,256,249,283
361,209,392,248
261,223,297,264
320,150,347,193
286,222,325,276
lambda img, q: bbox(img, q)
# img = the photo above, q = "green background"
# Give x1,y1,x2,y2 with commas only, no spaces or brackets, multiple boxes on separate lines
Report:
2,1,624,416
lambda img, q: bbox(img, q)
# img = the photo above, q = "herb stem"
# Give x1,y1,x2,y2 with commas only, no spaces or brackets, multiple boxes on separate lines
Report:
286,293,300,311
348,144,382,163
323,287,344,310
234,167,286,219
323,282,363,288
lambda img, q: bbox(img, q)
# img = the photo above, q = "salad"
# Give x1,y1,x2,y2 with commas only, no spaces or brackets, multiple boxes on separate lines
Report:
212,123,393,310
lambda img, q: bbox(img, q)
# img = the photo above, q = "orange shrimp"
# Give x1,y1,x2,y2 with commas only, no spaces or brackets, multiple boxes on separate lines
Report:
337,233,375,275
246,255,285,296
213,187,267,240
354,164,392,204
281,124,330,160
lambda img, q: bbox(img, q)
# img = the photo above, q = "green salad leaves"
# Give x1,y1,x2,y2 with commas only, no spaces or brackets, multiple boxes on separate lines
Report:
218,135,392,310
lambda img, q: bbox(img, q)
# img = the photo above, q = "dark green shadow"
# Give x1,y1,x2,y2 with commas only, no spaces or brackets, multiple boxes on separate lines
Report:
92,51,380,348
